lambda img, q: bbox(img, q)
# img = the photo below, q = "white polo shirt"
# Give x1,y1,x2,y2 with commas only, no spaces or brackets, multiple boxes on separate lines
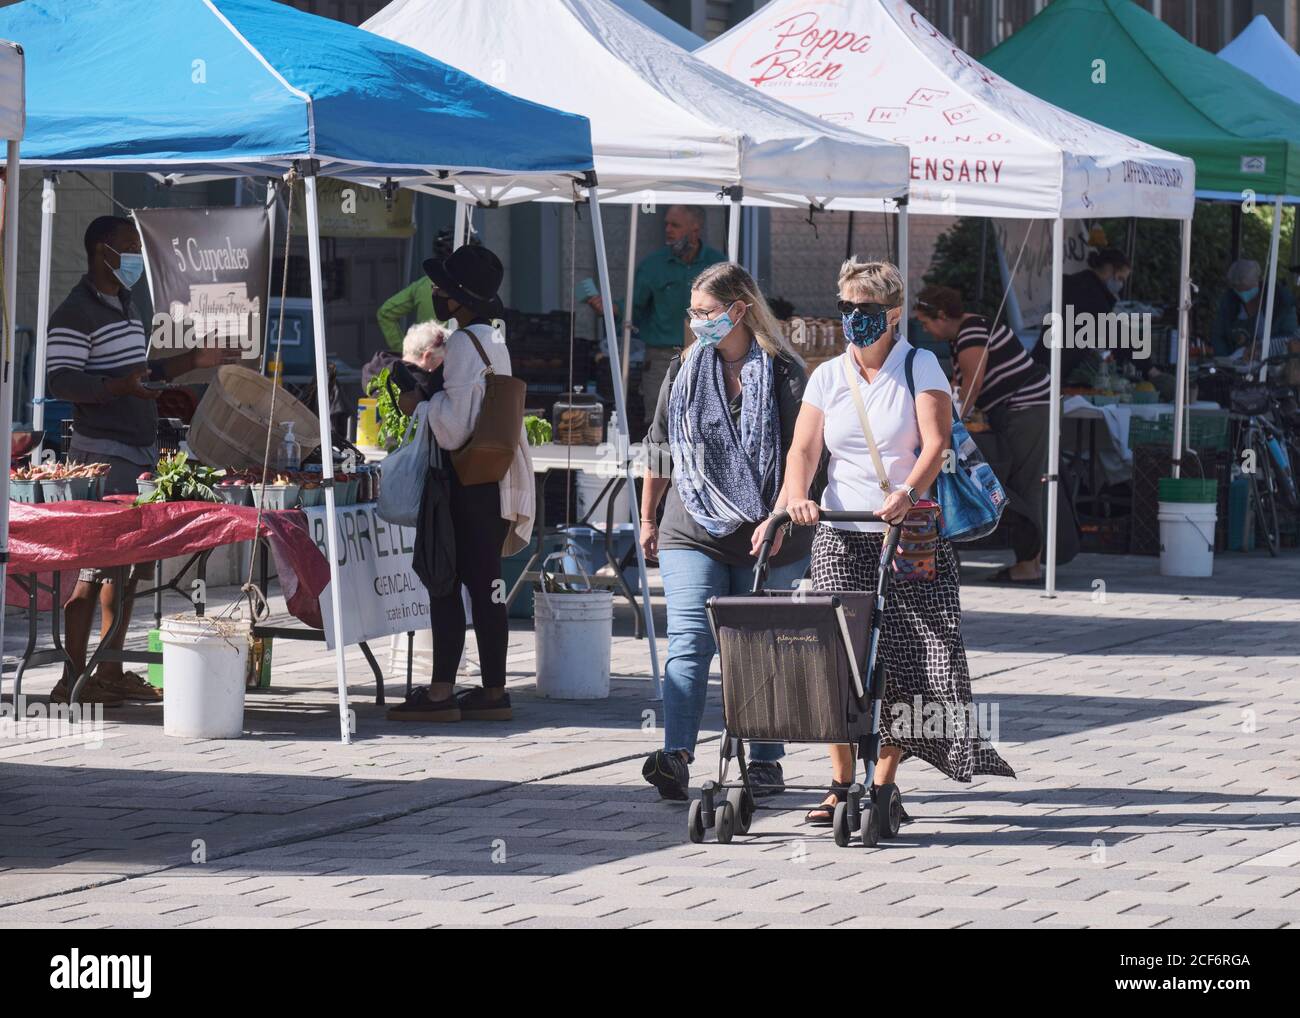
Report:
802,338,951,532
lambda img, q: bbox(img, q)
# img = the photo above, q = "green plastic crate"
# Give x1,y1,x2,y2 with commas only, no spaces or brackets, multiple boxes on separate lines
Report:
1158,477,1218,504
1128,411,1229,452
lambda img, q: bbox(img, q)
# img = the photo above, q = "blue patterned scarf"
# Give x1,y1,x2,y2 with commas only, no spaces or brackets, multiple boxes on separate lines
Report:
667,340,782,538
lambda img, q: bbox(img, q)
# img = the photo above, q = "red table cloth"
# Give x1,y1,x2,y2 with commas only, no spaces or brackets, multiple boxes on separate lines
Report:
4,499,331,627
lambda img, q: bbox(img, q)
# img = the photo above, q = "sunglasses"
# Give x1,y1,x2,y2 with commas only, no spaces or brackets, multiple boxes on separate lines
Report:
837,300,892,316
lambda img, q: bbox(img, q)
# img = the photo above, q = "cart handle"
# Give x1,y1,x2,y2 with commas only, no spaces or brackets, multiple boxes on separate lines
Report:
753,510,903,593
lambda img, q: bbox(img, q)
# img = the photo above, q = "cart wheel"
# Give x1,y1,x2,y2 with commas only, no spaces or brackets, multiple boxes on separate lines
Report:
875,783,902,839
716,801,737,844
861,805,879,848
726,786,753,834
687,799,706,844
832,801,853,848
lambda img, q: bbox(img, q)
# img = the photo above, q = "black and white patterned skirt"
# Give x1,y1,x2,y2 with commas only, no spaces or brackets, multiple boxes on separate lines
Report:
810,524,1015,782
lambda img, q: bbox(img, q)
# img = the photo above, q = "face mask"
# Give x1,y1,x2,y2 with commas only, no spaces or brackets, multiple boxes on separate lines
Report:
1236,287,1260,303
670,235,694,260
689,302,739,347
432,293,455,323
842,308,890,347
1106,277,1125,296
105,244,144,290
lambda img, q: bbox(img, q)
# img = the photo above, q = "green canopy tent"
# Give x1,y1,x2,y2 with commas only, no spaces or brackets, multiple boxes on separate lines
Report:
985,0,1300,476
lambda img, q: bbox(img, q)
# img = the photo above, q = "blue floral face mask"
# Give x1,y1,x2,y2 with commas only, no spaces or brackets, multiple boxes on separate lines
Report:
841,307,891,347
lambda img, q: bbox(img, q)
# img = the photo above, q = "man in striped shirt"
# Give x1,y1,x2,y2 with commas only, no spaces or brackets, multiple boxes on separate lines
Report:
47,215,230,705
915,284,1051,584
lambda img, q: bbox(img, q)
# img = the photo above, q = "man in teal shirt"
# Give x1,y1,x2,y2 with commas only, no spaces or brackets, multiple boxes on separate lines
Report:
377,275,438,351
589,205,726,427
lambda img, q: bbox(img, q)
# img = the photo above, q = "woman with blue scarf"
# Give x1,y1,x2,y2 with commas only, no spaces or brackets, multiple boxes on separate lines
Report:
641,262,815,802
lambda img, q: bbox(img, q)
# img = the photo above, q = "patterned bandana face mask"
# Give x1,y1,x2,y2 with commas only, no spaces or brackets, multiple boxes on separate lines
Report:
842,308,890,347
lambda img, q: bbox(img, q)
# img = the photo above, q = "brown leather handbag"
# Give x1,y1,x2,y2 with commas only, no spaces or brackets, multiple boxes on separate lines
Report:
450,328,526,485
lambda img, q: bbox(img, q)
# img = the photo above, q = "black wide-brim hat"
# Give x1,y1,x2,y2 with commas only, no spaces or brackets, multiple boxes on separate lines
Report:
423,244,505,318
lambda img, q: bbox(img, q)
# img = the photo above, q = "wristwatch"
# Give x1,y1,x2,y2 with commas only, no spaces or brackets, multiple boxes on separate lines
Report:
901,484,919,506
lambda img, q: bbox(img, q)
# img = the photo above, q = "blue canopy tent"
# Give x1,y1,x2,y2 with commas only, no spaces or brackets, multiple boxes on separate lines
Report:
1219,15,1300,107
0,0,613,741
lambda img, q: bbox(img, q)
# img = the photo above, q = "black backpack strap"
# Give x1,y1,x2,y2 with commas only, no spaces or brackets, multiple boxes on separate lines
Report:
904,346,917,398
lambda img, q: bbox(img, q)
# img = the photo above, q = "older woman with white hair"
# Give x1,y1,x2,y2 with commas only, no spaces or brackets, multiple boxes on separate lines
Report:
402,319,449,373
1213,258,1299,357
759,258,1014,828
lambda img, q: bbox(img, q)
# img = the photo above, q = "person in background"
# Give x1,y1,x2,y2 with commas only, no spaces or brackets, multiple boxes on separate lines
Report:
47,216,233,706
1212,258,1299,358
1033,247,1131,380
361,319,448,399
772,260,1014,827
915,284,1051,584
640,262,813,801
377,273,443,353
386,245,534,724
587,205,726,430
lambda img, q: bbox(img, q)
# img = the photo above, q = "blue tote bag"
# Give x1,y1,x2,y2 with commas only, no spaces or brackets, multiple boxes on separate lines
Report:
905,348,1008,542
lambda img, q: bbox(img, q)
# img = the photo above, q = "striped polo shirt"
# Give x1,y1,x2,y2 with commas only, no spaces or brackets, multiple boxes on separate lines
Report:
953,315,1051,412
46,276,159,450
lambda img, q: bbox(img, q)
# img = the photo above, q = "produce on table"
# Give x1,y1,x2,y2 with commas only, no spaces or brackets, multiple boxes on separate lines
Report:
12,461,110,481
524,414,552,446
134,452,222,505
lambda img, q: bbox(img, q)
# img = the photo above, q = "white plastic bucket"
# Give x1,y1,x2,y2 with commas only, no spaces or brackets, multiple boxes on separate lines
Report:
1158,501,1217,578
534,590,613,699
575,469,629,526
159,615,250,739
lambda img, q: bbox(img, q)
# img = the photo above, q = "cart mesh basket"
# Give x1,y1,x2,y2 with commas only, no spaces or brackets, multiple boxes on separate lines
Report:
709,591,875,745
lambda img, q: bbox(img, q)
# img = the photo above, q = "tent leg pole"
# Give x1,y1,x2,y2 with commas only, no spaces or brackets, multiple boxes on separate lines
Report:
621,204,638,394
304,170,353,745
453,201,468,250
897,198,909,340
260,178,276,375
0,140,19,689
1260,196,1283,381
588,186,661,699
32,173,55,463
1172,217,1193,479
727,194,741,262
1045,217,1064,599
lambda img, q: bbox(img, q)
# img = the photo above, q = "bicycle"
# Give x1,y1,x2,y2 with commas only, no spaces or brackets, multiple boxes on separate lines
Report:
1227,380,1299,556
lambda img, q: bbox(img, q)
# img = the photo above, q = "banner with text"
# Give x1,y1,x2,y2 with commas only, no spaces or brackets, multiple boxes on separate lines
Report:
136,205,270,381
302,503,429,649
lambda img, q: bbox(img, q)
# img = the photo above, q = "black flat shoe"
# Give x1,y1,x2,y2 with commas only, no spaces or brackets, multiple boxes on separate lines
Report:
642,749,689,801
455,687,512,721
386,686,461,722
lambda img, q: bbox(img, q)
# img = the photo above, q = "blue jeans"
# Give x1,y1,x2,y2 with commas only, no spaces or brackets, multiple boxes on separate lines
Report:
658,548,811,763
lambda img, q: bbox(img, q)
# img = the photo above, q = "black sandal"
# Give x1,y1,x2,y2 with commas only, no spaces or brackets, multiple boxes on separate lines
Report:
805,782,852,826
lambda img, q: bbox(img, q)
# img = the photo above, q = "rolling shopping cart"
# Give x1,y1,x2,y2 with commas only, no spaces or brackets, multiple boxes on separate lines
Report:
690,510,903,849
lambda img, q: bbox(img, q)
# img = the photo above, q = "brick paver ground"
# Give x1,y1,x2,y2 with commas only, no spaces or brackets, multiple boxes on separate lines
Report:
1,548,1297,928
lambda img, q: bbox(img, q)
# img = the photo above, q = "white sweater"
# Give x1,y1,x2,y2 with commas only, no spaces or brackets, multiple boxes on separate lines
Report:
426,324,535,556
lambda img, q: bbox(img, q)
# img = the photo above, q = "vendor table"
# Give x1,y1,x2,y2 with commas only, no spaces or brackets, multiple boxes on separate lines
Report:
1061,398,1222,491
0,498,398,709
517,442,647,636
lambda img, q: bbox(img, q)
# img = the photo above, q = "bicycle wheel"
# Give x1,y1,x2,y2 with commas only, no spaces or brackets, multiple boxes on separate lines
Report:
1252,439,1282,556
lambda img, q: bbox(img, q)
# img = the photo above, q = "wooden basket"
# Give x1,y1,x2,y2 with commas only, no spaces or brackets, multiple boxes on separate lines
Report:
188,366,321,471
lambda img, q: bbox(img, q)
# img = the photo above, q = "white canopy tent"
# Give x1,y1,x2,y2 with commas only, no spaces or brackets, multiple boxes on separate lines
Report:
0,39,24,687
363,0,912,645
698,0,1197,595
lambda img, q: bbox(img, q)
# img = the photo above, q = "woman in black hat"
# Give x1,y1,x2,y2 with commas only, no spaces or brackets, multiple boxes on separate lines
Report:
388,244,535,723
